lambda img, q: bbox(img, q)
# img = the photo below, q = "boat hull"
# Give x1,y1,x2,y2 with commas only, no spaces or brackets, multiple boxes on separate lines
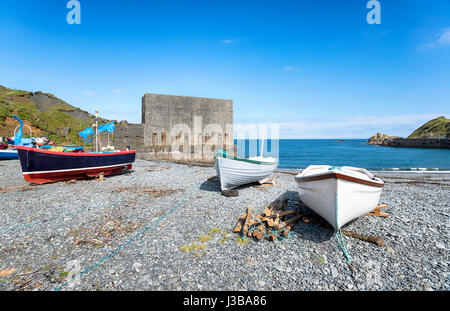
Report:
295,166,384,230
15,146,135,183
0,149,18,160
215,156,278,190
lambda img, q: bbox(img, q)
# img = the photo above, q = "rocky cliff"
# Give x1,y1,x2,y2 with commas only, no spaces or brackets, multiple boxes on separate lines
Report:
407,116,450,139
0,85,109,144
368,116,450,149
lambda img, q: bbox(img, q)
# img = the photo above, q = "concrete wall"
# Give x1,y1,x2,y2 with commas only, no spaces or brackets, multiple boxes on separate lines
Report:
368,137,450,149
113,121,144,149
105,93,233,162
142,93,234,150
385,138,450,149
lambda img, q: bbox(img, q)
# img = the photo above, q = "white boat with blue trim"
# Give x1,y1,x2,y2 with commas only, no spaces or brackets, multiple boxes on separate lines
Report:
0,149,18,160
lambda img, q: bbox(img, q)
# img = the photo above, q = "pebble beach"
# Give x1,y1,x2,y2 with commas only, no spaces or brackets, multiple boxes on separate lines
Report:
0,158,448,291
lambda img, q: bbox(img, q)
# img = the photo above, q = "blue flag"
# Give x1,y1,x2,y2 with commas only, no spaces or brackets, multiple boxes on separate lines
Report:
98,122,115,134
13,115,23,146
78,127,94,140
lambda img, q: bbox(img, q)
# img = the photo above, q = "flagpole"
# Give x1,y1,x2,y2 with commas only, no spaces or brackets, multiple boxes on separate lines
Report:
95,111,99,153
260,138,264,157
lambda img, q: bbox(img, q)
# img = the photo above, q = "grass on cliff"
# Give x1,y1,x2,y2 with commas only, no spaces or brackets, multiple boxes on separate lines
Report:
0,86,94,144
408,116,450,139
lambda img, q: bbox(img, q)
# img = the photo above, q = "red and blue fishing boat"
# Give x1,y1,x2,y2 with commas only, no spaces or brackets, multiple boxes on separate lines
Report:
15,112,135,183
15,145,135,183
1,115,85,160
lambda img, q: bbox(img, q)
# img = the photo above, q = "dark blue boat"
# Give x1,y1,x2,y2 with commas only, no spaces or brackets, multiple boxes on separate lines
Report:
15,146,136,183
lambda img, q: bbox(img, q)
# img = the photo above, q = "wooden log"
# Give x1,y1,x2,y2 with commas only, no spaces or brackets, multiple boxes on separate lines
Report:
366,210,389,217
279,198,289,211
272,224,283,232
261,178,274,185
266,218,276,227
267,233,277,241
253,230,264,240
341,230,385,247
285,223,294,231
233,212,247,233
242,207,252,236
274,217,280,226
256,224,266,231
250,210,295,225
281,215,303,226
272,216,300,239
251,213,266,226
0,185,32,192
273,210,295,219
281,225,292,238
264,198,280,216
95,172,105,181
301,216,311,223
366,204,389,217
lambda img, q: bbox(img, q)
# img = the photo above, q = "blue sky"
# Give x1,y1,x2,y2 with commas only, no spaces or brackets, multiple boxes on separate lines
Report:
0,0,449,138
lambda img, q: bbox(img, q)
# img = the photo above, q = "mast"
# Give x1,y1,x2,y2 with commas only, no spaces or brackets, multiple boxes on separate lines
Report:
95,110,99,153
260,138,264,157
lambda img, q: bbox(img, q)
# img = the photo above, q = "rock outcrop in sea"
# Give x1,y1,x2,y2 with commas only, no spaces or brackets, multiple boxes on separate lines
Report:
367,134,450,149
368,133,400,146
368,117,450,149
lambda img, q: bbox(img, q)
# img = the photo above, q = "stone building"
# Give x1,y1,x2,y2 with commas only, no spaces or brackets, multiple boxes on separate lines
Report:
113,121,145,149
114,93,234,161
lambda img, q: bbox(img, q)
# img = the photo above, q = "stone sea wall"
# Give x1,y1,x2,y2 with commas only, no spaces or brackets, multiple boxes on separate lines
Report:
368,133,450,149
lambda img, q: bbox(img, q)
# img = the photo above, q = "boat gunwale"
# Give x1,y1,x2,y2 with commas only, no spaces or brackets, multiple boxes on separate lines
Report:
15,145,136,157
0,149,18,153
215,150,278,166
219,156,278,166
295,171,384,188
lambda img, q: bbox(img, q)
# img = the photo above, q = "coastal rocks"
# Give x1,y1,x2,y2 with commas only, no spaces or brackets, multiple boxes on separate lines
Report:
369,116,450,147
367,132,450,149
367,132,400,146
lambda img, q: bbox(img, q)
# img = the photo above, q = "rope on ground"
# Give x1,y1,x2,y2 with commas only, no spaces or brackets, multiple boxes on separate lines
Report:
0,188,179,235
335,229,351,264
0,199,128,234
53,189,195,291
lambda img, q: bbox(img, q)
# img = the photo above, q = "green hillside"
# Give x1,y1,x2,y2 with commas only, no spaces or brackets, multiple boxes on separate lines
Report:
408,116,450,139
0,85,106,144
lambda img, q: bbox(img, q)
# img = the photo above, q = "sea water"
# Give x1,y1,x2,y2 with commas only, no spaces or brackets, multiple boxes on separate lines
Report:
235,139,450,171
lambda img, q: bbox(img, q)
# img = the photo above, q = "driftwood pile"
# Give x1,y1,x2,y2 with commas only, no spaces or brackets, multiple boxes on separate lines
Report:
233,198,303,241
233,197,388,246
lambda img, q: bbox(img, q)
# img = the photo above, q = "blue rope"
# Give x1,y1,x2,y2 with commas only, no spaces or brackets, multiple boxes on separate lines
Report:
335,229,351,264
53,191,191,291
0,205,105,234
0,189,185,235
0,195,141,235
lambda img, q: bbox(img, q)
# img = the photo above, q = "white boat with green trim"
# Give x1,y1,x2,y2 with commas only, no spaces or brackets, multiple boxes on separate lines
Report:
214,149,278,191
